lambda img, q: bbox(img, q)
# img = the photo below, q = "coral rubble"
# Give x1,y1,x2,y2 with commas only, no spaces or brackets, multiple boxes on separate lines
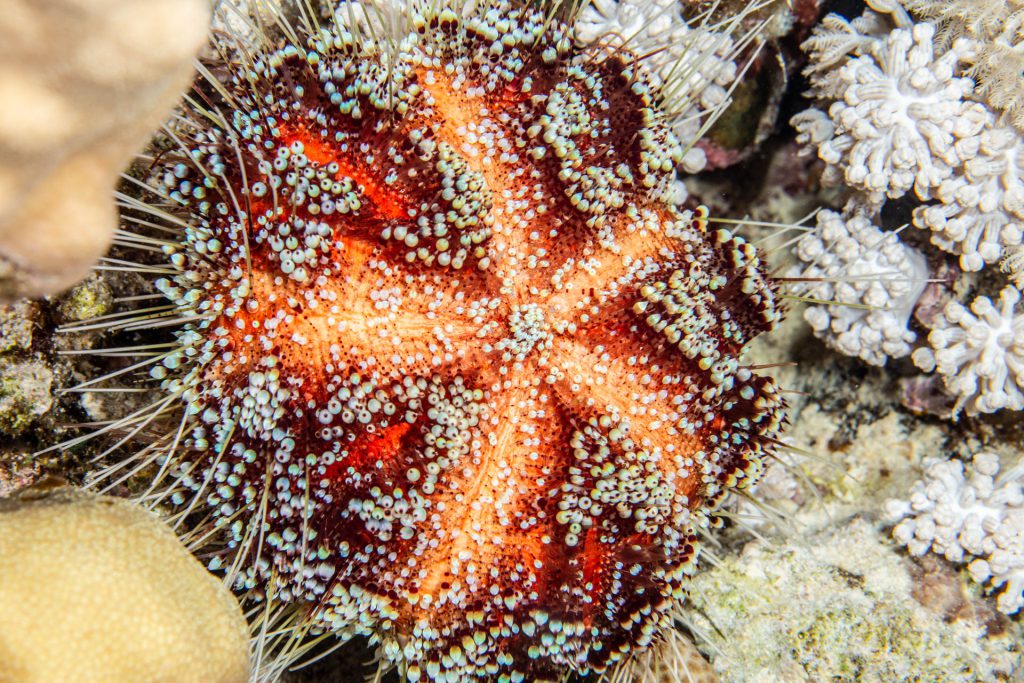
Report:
685,517,1019,682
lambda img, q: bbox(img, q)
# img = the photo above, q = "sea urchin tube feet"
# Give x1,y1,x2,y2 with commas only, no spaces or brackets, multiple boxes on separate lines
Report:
105,1,786,680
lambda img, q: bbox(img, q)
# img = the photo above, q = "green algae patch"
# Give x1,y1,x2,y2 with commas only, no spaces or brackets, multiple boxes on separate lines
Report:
0,376,32,435
56,275,112,324
0,361,52,437
0,301,37,354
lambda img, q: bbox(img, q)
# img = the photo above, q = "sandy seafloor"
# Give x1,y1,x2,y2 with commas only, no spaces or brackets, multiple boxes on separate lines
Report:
2,2,1024,681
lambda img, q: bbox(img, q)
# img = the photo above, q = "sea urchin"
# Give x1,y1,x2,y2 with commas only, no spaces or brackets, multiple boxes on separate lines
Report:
104,1,785,680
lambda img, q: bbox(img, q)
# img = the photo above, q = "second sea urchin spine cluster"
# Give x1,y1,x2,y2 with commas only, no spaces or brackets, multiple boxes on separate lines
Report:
94,1,786,681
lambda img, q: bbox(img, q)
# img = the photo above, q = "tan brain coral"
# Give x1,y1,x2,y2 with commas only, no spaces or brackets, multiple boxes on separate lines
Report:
0,485,250,683
0,0,210,301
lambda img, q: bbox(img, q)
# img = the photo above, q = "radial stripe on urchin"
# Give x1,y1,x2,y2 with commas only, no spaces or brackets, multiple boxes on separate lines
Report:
59,0,787,681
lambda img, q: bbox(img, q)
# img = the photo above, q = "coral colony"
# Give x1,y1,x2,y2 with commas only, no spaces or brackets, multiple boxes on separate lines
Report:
790,0,1024,415
792,209,928,367
84,0,786,681
886,452,1024,615
792,0,1024,617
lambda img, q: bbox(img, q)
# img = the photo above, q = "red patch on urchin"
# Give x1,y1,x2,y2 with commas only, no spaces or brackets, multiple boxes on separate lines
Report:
152,3,785,681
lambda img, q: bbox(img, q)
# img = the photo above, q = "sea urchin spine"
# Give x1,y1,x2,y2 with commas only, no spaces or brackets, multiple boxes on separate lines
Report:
126,1,785,680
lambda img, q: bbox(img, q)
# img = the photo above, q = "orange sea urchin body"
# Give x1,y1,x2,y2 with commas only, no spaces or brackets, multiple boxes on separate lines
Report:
152,2,784,680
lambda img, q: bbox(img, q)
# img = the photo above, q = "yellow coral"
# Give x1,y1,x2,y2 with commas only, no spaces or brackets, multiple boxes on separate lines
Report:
0,485,250,683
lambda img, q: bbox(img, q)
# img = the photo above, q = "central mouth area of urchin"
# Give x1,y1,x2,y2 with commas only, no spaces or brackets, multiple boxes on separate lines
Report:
499,304,551,360
151,3,784,682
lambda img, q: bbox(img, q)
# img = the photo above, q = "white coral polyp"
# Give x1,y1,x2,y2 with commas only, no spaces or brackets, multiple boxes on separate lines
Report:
575,0,678,48
792,209,929,366
886,452,1024,614
913,124,1024,271
334,0,421,34
575,0,735,98
803,22,987,204
799,9,891,84
913,286,1024,414
968,511,1024,614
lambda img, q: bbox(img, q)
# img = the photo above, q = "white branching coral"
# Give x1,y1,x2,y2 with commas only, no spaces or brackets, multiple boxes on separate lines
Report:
792,209,929,366
793,1,1024,409
575,0,740,174
912,286,1024,414
914,122,1024,271
798,10,891,86
885,452,1024,614
794,21,987,205
794,3,1024,273
901,0,1024,131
